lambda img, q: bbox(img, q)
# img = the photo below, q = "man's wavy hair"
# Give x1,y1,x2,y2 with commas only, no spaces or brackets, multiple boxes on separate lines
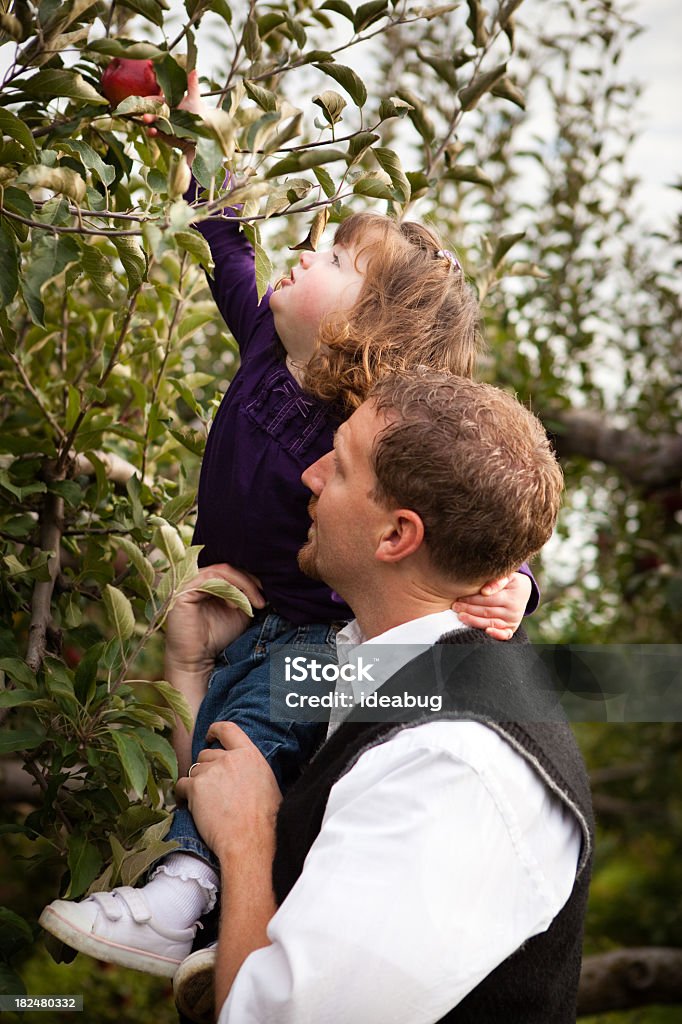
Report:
369,372,564,585
301,213,483,412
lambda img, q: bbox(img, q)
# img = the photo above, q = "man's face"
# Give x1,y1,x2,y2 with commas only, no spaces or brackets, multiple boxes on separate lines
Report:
298,401,388,593
269,243,366,357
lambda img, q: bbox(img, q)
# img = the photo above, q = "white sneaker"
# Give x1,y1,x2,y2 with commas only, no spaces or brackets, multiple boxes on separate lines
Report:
174,942,217,1023
39,886,196,978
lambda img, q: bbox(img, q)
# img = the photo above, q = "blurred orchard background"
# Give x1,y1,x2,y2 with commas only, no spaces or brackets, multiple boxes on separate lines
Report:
0,0,680,1020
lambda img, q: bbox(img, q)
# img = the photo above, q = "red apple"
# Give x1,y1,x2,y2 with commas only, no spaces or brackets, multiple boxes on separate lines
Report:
101,58,162,107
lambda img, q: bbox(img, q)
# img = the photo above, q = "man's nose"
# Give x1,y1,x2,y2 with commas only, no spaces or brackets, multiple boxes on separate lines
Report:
301,451,332,493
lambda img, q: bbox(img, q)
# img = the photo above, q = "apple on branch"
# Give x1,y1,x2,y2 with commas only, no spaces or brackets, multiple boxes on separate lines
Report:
100,58,162,107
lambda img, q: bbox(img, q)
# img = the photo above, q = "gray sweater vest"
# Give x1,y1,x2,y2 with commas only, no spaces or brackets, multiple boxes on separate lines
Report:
272,627,594,1023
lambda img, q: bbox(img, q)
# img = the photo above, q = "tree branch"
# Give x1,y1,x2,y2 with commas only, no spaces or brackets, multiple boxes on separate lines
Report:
544,407,682,488
578,947,682,1015
25,490,64,675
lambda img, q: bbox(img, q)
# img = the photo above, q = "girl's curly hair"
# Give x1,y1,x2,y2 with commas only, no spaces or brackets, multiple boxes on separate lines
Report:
301,213,484,413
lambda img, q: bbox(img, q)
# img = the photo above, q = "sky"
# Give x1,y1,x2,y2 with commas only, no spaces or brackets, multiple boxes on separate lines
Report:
617,0,682,228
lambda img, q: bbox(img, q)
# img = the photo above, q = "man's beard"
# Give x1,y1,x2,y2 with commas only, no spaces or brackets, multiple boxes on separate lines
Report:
298,496,322,580
297,538,322,581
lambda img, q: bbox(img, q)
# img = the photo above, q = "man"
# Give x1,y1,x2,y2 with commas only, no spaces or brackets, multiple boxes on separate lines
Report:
172,371,594,1024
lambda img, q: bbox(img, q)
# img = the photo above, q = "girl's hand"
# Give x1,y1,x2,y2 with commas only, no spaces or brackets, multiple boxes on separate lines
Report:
452,571,532,641
142,69,207,158
165,562,266,681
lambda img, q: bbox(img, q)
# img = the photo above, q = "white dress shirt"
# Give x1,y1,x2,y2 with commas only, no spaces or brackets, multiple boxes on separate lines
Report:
220,612,582,1024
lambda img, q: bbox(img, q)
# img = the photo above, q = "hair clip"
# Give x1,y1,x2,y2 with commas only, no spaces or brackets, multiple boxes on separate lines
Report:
436,249,461,272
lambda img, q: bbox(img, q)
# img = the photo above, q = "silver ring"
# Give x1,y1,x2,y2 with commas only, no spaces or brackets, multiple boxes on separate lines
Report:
188,762,201,778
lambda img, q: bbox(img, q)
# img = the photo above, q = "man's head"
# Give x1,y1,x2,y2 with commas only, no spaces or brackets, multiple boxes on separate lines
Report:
299,371,563,620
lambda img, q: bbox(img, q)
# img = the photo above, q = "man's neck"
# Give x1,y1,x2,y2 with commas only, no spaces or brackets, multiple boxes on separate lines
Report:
350,584,461,641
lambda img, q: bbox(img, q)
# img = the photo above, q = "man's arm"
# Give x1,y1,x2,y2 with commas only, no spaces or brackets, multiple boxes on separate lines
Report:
175,722,281,1006
164,566,265,775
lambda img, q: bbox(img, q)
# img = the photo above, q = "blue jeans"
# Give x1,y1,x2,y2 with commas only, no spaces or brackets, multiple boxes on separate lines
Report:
165,610,342,869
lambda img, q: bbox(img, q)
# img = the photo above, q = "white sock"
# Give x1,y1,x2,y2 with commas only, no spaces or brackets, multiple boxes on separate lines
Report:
143,853,219,930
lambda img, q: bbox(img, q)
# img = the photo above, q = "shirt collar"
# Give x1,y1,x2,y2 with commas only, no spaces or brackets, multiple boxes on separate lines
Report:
336,610,468,705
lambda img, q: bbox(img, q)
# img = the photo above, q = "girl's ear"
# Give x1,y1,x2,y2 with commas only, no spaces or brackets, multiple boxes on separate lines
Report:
375,510,424,564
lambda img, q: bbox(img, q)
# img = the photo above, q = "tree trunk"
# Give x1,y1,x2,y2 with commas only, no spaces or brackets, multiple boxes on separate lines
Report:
578,947,682,1015
544,408,682,488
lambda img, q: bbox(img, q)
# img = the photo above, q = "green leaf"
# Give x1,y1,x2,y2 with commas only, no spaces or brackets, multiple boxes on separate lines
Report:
347,130,380,163
113,236,147,294
152,518,186,564
373,146,411,202
492,231,526,266
466,0,489,46
135,728,178,779
147,680,193,733
0,108,36,156
67,833,103,899
312,90,347,126
103,584,136,642
0,689,38,708
0,220,19,307
418,51,459,90
353,176,394,200
313,165,336,198
58,139,116,187
175,229,215,272
458,62,508,111
491,76,526,110
116,537,156,590
21,68,107,105
119,840,178,887
244,80,277,112
87,38,166,59
378,96,413,121
80,242,114,298
0,908,33,961
161,490,197,524
154,52,188,108
0,657,36,687
243,10,261,60
315,62,367,107
112,95,169,117
118,0,169,28
17,165,86,203
320,0,354,20
0,728,44,754
266,147,346,179
192,578,254,617
353,0,388,32
169,426,206,456
395,88,436,143
445,163,494,188
290,207,330,252
111,731,148,798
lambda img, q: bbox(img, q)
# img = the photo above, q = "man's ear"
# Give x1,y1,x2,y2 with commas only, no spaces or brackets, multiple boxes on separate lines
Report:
375,510,424,564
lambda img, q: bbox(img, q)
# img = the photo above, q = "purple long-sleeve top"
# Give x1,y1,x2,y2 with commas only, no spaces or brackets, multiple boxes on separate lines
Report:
188,184,539,624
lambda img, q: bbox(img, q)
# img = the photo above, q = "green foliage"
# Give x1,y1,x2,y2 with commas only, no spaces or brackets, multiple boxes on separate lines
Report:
0,0,680,1018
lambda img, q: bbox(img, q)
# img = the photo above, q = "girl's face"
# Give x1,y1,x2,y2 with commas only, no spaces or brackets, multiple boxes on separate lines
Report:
269,244,367,361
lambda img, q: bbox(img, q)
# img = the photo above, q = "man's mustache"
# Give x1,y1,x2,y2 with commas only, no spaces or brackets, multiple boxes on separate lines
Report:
307,496,318,522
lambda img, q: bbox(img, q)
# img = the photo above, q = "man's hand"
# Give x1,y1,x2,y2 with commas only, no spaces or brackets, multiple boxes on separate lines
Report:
165,562,265,682
175,722,281,861
452,571,532,641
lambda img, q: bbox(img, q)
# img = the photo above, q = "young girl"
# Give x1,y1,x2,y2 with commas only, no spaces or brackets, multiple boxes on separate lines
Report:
40,72,536,984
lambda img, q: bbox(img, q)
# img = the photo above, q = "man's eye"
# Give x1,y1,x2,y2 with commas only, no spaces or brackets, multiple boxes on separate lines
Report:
332,252,340,267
